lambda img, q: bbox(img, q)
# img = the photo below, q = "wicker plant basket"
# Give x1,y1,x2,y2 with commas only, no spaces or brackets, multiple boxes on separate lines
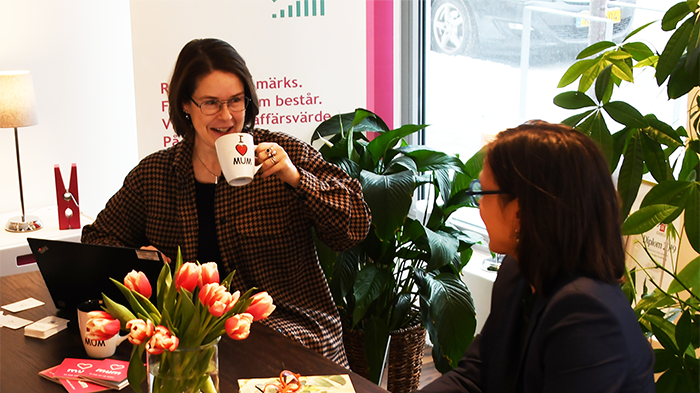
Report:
343,324,426,393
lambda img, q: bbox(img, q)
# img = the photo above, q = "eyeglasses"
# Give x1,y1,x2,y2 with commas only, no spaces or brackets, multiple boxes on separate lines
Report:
467,179,505,207
190,95,250,115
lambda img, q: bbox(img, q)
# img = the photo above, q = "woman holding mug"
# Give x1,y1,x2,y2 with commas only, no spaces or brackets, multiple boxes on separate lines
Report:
417,121,654,392
82,38,371,366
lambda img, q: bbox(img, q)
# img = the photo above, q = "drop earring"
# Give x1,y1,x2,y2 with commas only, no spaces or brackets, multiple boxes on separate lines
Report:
184,110,190,120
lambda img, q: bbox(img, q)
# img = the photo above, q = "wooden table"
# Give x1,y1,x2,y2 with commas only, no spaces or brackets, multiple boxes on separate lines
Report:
0,271,387,393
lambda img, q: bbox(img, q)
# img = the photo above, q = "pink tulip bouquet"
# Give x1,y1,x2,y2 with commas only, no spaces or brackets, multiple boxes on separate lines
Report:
86,248,275,393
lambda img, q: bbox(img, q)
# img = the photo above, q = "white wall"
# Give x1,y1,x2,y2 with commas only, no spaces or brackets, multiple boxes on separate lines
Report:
0,0,138,219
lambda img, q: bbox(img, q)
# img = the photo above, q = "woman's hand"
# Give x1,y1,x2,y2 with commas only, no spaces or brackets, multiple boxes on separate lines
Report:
255,143,301,188
140,245,172,264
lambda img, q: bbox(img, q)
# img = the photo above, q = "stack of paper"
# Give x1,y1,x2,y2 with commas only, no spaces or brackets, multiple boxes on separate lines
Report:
24,316,69,339
40,358,130,392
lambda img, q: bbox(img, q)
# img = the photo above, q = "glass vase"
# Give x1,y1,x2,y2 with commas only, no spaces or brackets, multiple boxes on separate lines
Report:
147,338,220,393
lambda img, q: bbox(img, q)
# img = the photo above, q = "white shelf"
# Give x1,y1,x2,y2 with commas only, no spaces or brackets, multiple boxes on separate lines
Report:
0,206,91,276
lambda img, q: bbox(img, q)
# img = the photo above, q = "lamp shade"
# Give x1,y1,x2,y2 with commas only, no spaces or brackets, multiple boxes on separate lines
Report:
0,70,38,128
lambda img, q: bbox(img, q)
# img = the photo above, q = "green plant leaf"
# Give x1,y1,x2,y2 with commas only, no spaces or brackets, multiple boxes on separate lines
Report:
689,140,700,154
553,91,597,109
641,180,692,223
643,115,684,147
311,109,388,142
641,133,669,183
622,204,678,235
653,320,680,355
684,184,700,253
423,228,459,272
101,293,137,326
657,17,693,85
679,146,700,181
111,278,152,322
641,180,694,208
661,1,692,31
560,109,595,128
623,26,656,51
157,261,172,312
684,16,700,73
397,146,466,173
577,41,616,59
352,265,391,327
676,310,694,356
333,247,361,300
668,54,699,99
558,58,599,88
656,362,683,391
603,101,647,128
128,344,147,393
366,124,428,168
579,59,606,92
580,111,614,169
424,273,476,369
618,135,644,218
653,348,676,373
595,64,613,102
360,170,415,242
362,316,390,384
611,127,632,173
635,289,675,320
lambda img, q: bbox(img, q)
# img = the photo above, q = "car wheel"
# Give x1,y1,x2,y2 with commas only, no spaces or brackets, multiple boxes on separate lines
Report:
431,0,477,56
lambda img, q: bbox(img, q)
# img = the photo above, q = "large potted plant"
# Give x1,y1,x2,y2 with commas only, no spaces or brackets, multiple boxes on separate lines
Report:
553,2,699,391
311,108,483,392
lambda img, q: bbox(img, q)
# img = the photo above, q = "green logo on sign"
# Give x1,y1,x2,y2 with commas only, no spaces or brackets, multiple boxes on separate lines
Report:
272,0,325,18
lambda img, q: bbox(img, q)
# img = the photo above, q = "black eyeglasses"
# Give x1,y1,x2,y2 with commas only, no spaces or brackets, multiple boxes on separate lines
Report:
467,179,505,207
190,95,250,115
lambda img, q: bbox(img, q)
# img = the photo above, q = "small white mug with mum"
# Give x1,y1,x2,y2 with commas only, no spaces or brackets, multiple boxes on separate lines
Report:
215,133,262,186
77,299,128,358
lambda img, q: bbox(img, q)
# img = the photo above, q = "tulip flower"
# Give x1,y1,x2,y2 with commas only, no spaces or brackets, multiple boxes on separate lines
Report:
175,262,200,293
126,319,155,345
124,270,152,298
85,311,121,340
198,262,220,288
246,291,276,321
199,283,239,317
146,325,179,355
225,313,253,340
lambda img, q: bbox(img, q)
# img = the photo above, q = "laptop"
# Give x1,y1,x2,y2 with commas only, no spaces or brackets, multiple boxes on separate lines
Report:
27,238,165,318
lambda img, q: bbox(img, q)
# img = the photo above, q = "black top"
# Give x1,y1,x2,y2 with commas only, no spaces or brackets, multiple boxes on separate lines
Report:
194,180,222,267
417,256,655,393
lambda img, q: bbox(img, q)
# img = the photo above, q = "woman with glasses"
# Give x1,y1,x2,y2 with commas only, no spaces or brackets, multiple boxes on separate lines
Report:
82,38,371,367
418,121,654,392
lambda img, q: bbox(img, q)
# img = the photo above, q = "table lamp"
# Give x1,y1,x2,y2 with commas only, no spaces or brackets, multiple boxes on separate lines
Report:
1,70,42,232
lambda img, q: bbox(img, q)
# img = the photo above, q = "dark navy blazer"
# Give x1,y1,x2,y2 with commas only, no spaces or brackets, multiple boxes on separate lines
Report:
417,256,655,393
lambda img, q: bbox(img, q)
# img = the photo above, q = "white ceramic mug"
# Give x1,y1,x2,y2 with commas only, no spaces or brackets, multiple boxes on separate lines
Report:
215,133,261,186
77,299,128,358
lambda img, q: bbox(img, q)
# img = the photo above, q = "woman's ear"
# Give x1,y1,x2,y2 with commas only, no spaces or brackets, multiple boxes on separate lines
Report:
508,197,521,234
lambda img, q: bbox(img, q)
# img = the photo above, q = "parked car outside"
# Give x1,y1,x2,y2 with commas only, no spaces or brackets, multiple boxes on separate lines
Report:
431,0,637,57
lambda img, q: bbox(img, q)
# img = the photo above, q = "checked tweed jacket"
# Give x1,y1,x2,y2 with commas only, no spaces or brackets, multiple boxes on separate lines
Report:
82,128,371,366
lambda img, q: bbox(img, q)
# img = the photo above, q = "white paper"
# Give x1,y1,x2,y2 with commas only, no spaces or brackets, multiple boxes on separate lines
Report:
0,314,33,329
2,297,45,313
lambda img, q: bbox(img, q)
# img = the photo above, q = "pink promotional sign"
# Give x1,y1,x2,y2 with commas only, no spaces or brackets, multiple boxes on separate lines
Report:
129,0,393,158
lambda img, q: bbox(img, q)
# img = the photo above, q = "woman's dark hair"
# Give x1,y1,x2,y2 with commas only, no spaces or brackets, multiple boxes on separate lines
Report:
486,120,624,296
168,38,259,137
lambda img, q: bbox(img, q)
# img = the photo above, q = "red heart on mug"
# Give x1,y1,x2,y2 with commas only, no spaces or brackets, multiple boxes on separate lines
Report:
235,145,247,156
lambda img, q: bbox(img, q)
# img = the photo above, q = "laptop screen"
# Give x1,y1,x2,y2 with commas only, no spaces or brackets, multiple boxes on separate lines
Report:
27,238,165,316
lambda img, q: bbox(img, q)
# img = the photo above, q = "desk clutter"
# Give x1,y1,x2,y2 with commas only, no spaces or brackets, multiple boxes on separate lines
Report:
238,372,356,393
0,296,69,338
39,358,130,392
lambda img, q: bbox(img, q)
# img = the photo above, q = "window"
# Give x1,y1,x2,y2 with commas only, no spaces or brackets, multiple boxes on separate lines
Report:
417,0,681,235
